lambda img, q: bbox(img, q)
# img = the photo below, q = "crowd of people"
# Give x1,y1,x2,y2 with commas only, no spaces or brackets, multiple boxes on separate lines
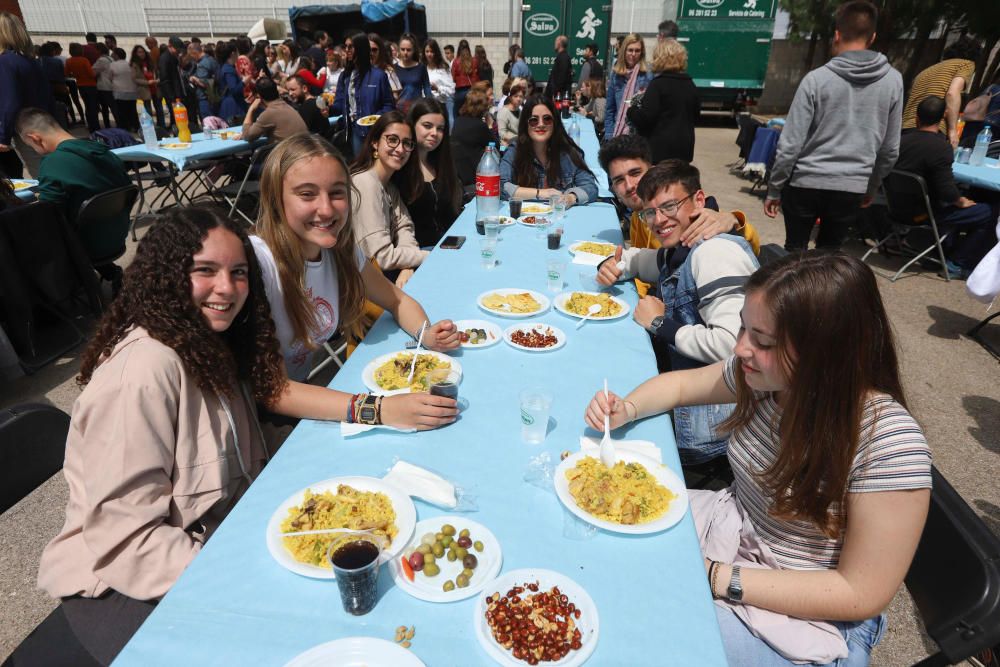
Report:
7,3,997,665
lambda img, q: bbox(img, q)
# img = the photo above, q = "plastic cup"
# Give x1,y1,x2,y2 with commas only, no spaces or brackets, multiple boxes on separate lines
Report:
485,217,500,240
546,257,566,292
428,368,460,400
329,534,384,616
475,219,486,235
551,194,567,222
480,237,497,269
955,147,972,164
547,230,562,250
509,198,523,219
520,388,552,444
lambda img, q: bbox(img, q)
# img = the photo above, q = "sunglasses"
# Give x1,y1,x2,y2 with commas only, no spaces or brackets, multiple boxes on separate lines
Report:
383,134,416,151
640,193,695,224
528,114,554,127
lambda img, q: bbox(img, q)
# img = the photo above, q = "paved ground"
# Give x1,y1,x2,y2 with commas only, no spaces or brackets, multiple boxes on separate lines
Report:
1,120,997,664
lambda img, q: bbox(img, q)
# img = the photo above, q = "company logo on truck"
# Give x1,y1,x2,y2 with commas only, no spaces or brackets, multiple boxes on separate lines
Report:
695,0,724,7
526,13,559,37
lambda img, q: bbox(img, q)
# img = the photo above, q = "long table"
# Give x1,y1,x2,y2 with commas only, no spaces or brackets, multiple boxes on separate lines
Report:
113,126,726,666
953,157,1000,192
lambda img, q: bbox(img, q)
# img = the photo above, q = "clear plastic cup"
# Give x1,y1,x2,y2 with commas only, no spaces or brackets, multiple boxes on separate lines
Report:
546,257,566,292
428,368,460,399
479,237,497,269
551,194,567,222
509,197,523,219
520,388,552,444
484,216,500,240
328,532,386,616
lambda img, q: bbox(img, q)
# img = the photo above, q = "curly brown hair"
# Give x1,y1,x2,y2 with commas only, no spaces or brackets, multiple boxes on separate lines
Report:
78,206,287,406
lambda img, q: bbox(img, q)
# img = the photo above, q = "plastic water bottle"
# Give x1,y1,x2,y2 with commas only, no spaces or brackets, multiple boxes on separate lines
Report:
137,102,158,150
476,142,500,222
173,99,191,143
568,116,581,145
969,125,992,167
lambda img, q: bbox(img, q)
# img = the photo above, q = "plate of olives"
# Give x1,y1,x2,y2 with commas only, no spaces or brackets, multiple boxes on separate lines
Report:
389,516,503,602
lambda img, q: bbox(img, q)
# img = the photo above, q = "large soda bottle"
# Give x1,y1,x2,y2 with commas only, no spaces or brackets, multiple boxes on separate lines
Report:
173,99,191,143
969,124,992,167
137,101,158,150
476,142,500,222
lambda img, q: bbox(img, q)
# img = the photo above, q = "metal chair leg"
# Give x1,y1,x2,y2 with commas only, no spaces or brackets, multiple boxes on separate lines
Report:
890,233,949,282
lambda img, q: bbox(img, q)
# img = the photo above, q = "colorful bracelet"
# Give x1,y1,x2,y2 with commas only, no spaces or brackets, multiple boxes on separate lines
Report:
347,393,359,423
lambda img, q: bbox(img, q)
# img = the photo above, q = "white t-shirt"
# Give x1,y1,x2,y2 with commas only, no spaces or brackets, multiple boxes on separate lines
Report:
251,235,366,381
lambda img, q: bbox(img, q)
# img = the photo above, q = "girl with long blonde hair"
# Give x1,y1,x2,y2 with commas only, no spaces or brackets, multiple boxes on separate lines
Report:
251,132,460,428
605,33,652,140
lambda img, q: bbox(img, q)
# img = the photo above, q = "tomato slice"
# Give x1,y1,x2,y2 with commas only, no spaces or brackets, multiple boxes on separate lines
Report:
400,555,415,582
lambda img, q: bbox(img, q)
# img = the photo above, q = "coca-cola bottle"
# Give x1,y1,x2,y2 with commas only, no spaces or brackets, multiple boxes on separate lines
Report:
476,142,500,223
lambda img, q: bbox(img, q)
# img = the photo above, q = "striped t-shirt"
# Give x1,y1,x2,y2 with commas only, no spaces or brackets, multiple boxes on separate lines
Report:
901,58,976,131
723,357,932,571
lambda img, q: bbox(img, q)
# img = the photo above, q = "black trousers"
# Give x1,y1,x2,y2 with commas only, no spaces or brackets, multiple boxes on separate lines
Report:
780,184,863,251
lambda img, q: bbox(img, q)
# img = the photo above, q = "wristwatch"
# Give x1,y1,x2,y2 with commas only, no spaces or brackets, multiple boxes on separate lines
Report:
727,565,744,602
648,315,664,335
357,394,380,425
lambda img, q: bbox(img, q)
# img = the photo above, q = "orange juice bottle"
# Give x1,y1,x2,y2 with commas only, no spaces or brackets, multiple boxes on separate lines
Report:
173,99,191,143
956,113,966,142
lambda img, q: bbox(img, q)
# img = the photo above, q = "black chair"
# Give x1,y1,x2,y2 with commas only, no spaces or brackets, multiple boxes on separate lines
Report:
966,311,1000,360
218,141,277,226
905,466,1000,666
75,185,139,279
0,403,69,514
862,169,952,282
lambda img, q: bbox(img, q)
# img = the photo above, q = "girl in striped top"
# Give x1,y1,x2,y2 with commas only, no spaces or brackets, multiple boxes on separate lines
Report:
586,252,932,666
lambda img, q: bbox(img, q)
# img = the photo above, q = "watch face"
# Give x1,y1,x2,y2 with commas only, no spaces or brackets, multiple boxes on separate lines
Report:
360,407,377,422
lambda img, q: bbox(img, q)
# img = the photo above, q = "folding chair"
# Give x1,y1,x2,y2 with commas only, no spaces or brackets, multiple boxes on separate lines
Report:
905,466,1000,667
306,334,349,382
862,169,951,282
218,142,277,226
75,184,139,274
966,311,1000,360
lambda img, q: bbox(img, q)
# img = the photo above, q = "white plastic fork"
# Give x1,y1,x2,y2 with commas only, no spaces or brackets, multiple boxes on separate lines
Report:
600,378,616,468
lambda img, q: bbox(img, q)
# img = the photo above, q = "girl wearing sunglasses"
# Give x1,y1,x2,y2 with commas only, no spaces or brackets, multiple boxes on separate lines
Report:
499,94,598,207
350,111,427,287
331,32,394,157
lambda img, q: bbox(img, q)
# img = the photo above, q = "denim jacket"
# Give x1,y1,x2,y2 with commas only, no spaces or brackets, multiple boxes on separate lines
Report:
604,69,654,140
660,233,758,463
498,141,599,204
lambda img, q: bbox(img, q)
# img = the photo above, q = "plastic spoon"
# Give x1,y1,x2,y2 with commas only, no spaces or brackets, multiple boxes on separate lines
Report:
575,303,602,329
600,378,616,468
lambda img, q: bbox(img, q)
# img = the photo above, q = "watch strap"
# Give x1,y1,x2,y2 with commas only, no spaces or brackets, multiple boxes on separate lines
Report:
727,565,743,602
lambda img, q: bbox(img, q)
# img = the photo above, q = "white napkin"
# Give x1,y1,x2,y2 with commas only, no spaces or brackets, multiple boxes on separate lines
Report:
382,460,457,508
579,435,662,464
572,251,610,267
340,422,417,437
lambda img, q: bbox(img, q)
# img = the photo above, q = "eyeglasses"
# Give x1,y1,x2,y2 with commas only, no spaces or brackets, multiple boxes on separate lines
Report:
527,114,554,127
383,134,416,151
640,193,694,224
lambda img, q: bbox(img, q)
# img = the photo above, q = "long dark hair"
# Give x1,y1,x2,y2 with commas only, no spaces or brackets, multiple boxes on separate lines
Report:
129,45,151,69
367,32,392,72
345,32,371,79
350,110,422,202
422,38,446,70
512,94,592,191
721,252,908,538
407,98,461,216
78,206,286,406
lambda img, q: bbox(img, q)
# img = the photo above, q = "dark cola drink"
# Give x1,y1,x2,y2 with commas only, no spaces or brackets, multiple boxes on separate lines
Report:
331,539,381,615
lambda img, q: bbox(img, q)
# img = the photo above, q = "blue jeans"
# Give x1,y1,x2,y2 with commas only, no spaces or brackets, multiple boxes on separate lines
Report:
715,606,886,667
673,402,733,465
937,202,998,270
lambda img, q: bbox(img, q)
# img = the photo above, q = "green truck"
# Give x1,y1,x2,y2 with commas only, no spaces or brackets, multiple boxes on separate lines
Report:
520,0,776,112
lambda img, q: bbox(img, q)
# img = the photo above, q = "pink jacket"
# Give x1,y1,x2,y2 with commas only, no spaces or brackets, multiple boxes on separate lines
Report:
38,327,267,601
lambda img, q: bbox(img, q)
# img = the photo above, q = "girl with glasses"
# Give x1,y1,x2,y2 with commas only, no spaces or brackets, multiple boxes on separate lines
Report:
499,94,598,207
350,111,427,287
331,32,394,157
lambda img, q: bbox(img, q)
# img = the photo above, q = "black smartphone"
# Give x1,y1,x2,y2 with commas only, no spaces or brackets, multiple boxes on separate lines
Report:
440,235,466,249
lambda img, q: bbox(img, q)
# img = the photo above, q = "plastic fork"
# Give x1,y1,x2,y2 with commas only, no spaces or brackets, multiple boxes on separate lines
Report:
600,378,616,468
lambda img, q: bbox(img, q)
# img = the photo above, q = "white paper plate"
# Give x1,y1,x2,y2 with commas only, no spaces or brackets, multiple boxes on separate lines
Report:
568,241,616,257
266,476,416,580
361,350,462,395
476,288,550,319
160,142,191,150
517,214,553,228
494,215,518,227
553,291,630,321
474,568,599,667
554,451,689,534
503,323,567,352
356,114,380,126
283,637,425,667
454,319,503,349
519,202,553,215
389,517,503,602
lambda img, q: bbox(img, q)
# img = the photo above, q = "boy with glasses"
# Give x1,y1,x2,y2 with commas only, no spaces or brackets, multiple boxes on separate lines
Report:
596,160,758,463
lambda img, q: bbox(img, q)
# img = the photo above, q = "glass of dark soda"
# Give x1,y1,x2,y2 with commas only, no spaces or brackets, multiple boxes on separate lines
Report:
329,533,386,615
428,368,460,400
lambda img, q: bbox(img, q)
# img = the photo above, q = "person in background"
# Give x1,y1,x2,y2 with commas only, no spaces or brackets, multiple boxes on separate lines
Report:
587,252,930,667
16,107,131,287
423,38,455,127
65,41,99,132
369,33,402,102
605,32,653,140
349,111,427,286
575,76,607,133
497,82,525,148
216,43,248,123
1,13,54,178
235,37,260,106
577,42,604,89
285,74,328,137
443,44,455,69
93,43,117,129
510,47,532,84
305,31,327,70
264,43,280,78
765,0,902,252
130,45,158,126
475,45,494,92
239,78,306,143
187,41,218,120
331,32,394,156
158,37,187,128
291,56,325,96
56,41,89,126
544,35,572,100
318,49,343,97
450,87,495,189
107,48,138,131
82,32,100,64
395,33,432,114
274,43,292,80
503,43,519,77
901,36,981,148
627,39,699,164
959,70,1000,147
658,20,679,41
451,40,478,113
499,94,598,206
145,35,160,68
39,42,73,124
103,34,117,52
281,40,301,79
895,95,998,279
406,98,463,248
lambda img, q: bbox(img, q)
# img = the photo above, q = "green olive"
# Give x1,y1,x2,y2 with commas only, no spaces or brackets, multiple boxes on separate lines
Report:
423,562,440,577
417,544,432,555
462,567,474,578
443,580,455,592
459,528,470,538
473,540,484,552
432,543,445,558
423,553,436,566
441,535,454,548
435,532,444,541
456,573,470,588
453,546,468,559
442,524,457,536
446,549,457,562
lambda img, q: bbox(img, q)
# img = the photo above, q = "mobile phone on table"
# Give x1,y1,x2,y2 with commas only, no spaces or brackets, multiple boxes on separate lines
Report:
440,235,466,249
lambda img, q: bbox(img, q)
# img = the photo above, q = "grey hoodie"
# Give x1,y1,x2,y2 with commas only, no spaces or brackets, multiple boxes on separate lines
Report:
768,49,903,199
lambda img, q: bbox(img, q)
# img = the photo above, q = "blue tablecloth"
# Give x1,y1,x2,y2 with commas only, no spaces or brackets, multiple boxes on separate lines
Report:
113,198,726,665
953,157,1000,192
565,114,614,199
